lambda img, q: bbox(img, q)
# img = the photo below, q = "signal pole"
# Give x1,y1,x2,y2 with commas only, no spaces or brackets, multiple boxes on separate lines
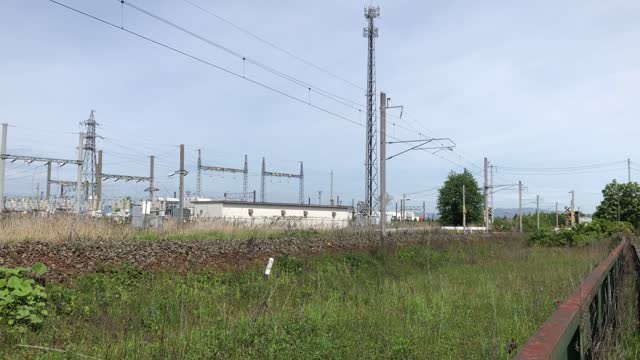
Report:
518,180,523,233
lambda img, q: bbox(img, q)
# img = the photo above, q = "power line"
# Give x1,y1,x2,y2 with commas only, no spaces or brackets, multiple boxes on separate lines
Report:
49,0,364,128
177,0,365,91
121,0,365,111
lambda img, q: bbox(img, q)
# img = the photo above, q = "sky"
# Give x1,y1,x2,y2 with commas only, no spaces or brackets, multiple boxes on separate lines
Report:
2,0,640,214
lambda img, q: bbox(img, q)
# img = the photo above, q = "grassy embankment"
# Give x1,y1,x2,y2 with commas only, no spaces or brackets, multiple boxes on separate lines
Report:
0,235,613,359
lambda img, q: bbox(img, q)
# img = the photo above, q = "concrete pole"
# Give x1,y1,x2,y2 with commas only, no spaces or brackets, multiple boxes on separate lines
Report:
75,132,84,214
379,91,387,236
484,157,488,229
179,144,185,225
423,201,426,222
96,150,102,212
196,149,201,198
0,123,7,211
490,165,494,224
318,190,322,205
149,155,155,211
555,201,559,229
536,195,540,231
518,180,523,233
330,170,334,206
45,161,52,202
628,158,631,183
462,184,466,232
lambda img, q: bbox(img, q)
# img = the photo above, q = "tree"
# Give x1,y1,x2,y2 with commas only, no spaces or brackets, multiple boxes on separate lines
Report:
594,180,640,228
437,169,483,226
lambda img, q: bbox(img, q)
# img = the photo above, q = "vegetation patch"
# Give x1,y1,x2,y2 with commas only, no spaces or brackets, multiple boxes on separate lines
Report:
527,219,634,247
0,263,48,331
0,238,613,359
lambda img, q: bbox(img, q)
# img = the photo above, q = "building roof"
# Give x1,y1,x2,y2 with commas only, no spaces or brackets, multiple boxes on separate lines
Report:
191,199,351,210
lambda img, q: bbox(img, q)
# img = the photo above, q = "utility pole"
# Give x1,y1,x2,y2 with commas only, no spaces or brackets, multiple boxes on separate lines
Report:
490,165,495,224
402,193,406,221
518,180,523,233
628,158,631,183
330,170,334,206
244,155,249,201
96,150,102,212
75,132,84,214
536,195,540,231
484,157,488,230
0,123,7,211
149,155,155,210
196,149,202,198
462,184,466,232
260,157,266,202
45,162,52,203
555,201,559,229
423,201,426,222
379,91,387,236
363,5,380,222
318,190,322,205
179,144,185,225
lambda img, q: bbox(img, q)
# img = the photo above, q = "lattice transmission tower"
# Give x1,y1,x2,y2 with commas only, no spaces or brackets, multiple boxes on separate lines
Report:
363,6,380,218
80,110,99,211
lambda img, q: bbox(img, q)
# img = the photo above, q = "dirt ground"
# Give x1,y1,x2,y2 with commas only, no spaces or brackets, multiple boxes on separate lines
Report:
0,230,508,282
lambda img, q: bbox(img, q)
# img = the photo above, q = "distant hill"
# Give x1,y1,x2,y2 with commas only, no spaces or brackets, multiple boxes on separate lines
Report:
493,208,537,219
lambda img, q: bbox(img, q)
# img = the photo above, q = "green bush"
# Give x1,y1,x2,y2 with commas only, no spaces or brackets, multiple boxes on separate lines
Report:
528,219,633,247
0,263,48,329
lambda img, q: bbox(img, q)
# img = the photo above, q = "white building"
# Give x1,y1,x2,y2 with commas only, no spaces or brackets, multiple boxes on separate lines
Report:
191,200,352,229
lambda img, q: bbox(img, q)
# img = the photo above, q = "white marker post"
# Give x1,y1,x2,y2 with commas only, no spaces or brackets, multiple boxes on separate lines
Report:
264,257,275,278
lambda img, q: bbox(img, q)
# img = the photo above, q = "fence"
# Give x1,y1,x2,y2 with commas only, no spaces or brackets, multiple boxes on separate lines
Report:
515,238,640,359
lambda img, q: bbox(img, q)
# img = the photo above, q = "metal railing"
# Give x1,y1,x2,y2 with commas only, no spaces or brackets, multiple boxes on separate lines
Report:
516,239,640,359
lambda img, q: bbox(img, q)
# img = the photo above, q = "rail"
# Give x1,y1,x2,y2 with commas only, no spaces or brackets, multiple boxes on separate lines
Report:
515,239,640,359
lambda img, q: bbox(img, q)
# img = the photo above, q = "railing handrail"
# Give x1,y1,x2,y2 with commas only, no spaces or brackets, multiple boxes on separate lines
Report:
515,239,630,359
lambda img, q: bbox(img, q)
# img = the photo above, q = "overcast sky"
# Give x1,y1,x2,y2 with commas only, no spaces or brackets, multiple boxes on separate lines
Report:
2,0,640,213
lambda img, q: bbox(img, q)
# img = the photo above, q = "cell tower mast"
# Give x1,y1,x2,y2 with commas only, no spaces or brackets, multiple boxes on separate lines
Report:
81,110,98,211
363,5,380,219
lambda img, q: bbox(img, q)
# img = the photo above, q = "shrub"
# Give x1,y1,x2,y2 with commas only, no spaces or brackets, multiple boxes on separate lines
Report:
528,219,633,247
0,263,48,329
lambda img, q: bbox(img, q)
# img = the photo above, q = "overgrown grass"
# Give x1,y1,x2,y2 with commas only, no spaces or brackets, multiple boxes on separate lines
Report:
0,237,613,359
0,215,329,243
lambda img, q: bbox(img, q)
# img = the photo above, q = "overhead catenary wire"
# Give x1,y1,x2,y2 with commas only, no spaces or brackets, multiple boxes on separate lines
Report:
48,0,364,128
120,0,365,111
177,0,365,91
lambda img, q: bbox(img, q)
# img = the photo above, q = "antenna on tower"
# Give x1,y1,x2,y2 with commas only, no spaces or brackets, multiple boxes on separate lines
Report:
363,5,380,221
